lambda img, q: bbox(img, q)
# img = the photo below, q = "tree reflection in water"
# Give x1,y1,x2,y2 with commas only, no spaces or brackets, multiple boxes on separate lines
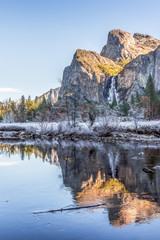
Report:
1,141,160,227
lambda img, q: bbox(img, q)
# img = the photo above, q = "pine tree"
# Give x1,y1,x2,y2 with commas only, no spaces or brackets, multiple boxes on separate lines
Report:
42,95,46,104
119,101,130,116
131,94,135,105
89,103,97,126
35,96,38,105
0,109,3,121
110,99,117,109
38,95,47,118
145,74,156,104
19,95,26,122
135,91,141,107
145,74,157,118
34,96,39,110
25,96,34,121
28,95,31,101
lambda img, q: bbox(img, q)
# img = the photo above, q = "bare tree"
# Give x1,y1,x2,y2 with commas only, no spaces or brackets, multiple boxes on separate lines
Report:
93,116,121,137
130,104,145,132
88,103,97,126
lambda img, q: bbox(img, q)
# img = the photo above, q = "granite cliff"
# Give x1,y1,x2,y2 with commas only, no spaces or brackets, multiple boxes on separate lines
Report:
57,29,160,106
101,29,160,62
59,49,126,102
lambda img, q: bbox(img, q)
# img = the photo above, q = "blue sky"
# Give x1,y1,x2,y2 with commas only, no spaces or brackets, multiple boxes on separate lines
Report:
0,0,160,101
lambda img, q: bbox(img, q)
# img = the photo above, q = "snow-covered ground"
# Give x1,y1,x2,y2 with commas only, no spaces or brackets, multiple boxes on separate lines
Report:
119,120,160,129
0,118,160,138
0,119,160,130
0,121,94,136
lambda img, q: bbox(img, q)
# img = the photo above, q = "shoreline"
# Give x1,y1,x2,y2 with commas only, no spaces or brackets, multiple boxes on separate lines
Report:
0,130,160,144
0,121,160,143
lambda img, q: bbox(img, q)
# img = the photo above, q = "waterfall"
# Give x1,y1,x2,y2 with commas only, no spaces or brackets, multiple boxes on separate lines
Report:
108,150,120,178
108,76,119,104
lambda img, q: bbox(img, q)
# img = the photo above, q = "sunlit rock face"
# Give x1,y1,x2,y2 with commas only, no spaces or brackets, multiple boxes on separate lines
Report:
59,49,116,103
55,50,115,121
101,29,160,62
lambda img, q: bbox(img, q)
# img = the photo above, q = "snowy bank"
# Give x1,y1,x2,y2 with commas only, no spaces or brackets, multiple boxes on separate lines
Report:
0,119,160,142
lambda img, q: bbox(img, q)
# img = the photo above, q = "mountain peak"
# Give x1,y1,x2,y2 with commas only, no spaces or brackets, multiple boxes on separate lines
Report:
101,29,160,62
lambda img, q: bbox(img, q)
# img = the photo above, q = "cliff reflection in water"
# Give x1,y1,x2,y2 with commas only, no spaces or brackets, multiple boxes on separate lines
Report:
1,141,160,227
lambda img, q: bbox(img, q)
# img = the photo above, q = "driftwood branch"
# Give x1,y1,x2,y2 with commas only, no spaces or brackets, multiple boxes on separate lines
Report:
33,203,107,214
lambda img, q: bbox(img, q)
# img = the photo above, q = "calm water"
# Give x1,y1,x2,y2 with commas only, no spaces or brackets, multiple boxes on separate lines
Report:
1,141,160,240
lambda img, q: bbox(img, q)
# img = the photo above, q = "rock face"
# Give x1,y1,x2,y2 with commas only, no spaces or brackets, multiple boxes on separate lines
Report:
59,49,126,102
104,45,160,102
57,29,160,107
38,88,60,104
59,49,111,102
101,29,160,62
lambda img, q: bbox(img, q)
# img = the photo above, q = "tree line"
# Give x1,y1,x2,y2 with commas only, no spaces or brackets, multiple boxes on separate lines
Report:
0,74,159,123
0,95,52,122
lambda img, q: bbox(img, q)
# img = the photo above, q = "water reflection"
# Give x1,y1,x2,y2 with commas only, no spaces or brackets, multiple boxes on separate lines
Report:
1,141,160,227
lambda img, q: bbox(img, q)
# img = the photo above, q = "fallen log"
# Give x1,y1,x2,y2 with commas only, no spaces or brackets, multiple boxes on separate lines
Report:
33,203,107,214
143,167,154,174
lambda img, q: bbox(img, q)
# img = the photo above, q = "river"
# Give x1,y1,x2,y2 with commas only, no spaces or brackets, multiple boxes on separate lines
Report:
0,140,160,239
